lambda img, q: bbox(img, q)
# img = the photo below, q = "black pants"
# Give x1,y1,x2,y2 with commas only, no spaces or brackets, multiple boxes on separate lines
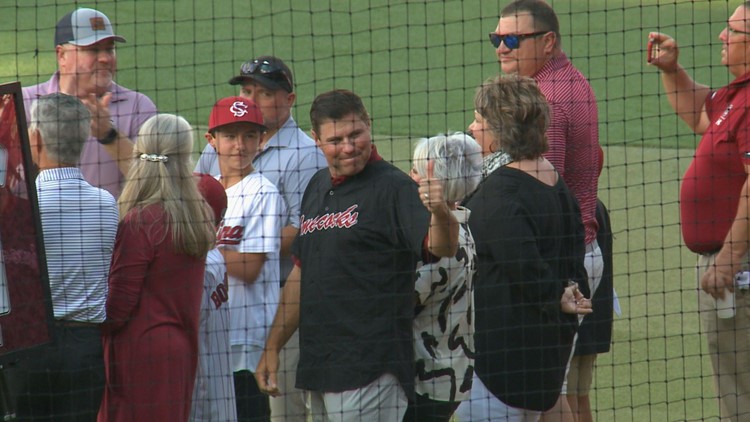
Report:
13,323,104,422
234,370,270,422
402,393,460,422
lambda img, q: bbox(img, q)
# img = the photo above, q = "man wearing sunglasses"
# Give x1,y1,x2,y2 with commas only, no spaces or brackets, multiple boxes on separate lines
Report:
23,8,157,199
649,3,750,420
461,1,606,421
195,55,325,422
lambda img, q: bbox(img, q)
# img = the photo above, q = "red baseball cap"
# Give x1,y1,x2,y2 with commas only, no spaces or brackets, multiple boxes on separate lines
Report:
208,96,266,132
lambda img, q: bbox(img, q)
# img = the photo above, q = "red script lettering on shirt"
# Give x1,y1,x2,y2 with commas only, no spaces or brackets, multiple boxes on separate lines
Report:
217,225,244,245
300,205,359,235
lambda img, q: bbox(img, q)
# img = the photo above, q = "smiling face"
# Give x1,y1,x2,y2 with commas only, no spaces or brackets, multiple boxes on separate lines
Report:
720,5,750,78
207,122,263,178
313,113,373,178
494,13,554,77
56,38,117,97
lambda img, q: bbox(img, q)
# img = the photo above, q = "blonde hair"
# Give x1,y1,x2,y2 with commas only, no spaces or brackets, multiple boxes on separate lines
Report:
118,114,215,257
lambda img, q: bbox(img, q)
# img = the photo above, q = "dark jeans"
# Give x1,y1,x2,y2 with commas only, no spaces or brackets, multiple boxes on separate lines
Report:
403,393,460,422
13,322,104,422
235,369,270,422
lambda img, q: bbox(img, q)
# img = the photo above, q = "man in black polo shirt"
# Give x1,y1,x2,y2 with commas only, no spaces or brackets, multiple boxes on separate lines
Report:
256,89,458,421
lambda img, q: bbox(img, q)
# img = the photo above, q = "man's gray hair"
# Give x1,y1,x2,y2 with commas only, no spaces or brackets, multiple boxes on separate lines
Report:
412,132,483,203
29,93,90,165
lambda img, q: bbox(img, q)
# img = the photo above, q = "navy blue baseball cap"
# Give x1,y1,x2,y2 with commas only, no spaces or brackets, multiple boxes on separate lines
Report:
228,56,294,93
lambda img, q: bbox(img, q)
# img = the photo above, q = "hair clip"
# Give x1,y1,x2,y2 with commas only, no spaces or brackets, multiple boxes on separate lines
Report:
139,153,169,163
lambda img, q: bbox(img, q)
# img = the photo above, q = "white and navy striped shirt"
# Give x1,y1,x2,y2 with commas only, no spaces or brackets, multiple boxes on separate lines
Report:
36,167,118,323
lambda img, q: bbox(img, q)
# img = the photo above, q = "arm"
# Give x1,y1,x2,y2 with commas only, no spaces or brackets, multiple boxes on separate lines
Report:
105,220,151,330
701,168,750,299
648,32,712,134
220,249,266,284
221,183,282,283
426,205,459,258
280,225,298,257
255,264,301,396
415,161,459,258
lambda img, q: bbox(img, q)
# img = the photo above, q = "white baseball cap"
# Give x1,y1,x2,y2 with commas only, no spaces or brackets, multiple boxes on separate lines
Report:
55,8,126,47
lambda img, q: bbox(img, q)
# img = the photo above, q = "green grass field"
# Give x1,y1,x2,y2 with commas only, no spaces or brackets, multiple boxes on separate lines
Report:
1,0,740,419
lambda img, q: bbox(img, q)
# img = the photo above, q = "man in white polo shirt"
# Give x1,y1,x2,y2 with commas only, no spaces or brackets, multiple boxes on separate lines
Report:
13,93,118,420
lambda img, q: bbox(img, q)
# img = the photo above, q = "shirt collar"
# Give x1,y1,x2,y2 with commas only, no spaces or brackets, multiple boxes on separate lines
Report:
730,70,750,87
37,167,84,183
261,116,298,150
330,144,382,187
532,52,568,81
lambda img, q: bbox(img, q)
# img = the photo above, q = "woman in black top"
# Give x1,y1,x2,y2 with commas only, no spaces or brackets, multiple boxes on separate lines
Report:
456,75,592,421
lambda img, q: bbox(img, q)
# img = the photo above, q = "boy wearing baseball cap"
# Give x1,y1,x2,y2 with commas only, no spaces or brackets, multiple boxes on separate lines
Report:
206,96,285,421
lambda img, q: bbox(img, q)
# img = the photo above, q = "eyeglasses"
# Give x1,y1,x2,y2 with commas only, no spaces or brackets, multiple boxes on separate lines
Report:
240,59,292,90
489,31,549,49
727,26,750,36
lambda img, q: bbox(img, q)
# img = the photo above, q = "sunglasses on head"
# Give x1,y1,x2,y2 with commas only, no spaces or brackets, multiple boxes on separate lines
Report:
240,59,292,89
489,31,548,49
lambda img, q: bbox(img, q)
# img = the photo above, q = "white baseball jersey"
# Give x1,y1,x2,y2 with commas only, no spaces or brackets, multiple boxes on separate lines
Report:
217,172,284,372
191,249,237,421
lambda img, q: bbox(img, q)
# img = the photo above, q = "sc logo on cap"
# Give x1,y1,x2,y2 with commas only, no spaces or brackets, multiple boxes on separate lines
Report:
230,101,248,117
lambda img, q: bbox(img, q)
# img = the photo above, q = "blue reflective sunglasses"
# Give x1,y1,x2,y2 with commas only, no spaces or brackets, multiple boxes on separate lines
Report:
489,31,548,49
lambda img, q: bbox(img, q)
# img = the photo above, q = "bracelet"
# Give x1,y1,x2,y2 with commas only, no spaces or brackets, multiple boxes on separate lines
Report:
97,127,118,145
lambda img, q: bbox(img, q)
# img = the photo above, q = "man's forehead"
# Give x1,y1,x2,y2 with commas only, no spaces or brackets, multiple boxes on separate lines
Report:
497,13,535,32
729,6,750,25
319,116,369,133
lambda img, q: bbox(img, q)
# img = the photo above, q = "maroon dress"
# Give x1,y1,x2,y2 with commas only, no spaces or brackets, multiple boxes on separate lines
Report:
98,204,206,421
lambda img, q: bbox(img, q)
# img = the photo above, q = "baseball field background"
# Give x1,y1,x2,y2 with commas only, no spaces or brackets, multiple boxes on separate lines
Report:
1,0,739,420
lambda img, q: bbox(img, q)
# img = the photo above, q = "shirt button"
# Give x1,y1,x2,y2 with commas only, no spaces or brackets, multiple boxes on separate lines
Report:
329,190,334,196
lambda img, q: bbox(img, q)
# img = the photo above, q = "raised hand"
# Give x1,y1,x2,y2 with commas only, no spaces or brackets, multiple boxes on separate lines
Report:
647,32,680,73
416,160,449,215
81,92,114,139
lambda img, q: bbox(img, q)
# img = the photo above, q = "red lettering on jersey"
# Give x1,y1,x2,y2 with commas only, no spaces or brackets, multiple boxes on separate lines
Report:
217,225,244,245
300,205,359,236
210,274,229,309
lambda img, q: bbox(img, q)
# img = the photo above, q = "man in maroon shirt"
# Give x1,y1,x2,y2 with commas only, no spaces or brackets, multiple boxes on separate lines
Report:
650,3,750,420
479,1,604,420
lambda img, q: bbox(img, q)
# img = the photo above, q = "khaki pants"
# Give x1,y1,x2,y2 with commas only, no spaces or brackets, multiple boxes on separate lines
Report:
697,254,750,421
269,330,309,421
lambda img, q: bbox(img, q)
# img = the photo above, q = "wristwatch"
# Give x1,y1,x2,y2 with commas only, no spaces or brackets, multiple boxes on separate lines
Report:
97,127,118,145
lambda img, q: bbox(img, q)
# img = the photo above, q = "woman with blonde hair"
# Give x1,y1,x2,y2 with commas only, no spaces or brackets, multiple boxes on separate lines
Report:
99,114,216,421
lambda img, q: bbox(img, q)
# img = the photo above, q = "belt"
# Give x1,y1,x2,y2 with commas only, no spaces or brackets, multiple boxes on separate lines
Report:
54,320,100,328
